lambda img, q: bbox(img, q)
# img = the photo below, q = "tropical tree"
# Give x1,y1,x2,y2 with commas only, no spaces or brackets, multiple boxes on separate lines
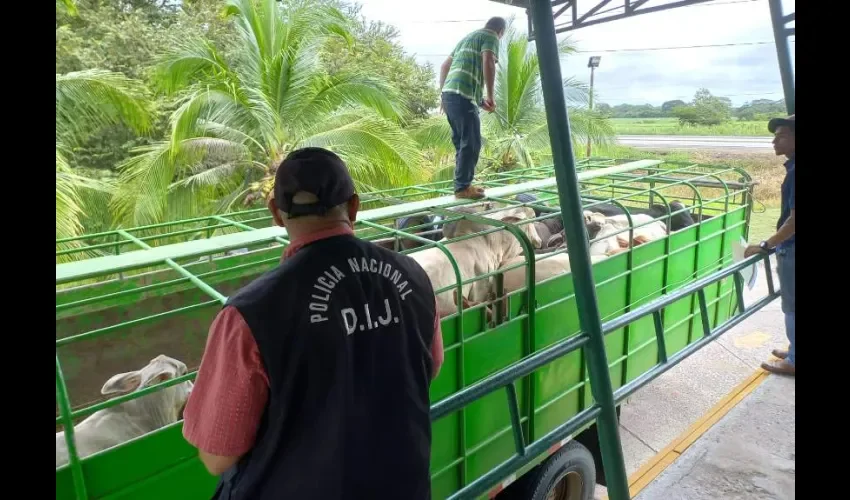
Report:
414,23,614,179
57,0,77,16
56,69,151,250
112,0,425,227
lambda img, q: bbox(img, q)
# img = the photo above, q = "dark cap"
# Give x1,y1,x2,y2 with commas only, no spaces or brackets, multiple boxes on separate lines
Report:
768,114,795,133
273,147,356,218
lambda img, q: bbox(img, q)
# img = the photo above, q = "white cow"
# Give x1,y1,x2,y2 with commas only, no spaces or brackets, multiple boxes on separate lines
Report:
499,251,607,293
409,206,543,317
56,355,194,468
589,221,628,257
606,213,668,246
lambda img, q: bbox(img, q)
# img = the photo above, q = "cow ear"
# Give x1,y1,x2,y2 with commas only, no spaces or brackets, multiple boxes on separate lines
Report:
500,216,522,224
140,368,176,388
101,371,142,395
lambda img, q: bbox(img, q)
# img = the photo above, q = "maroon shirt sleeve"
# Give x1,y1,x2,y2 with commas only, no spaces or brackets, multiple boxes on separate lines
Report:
182,306,269,457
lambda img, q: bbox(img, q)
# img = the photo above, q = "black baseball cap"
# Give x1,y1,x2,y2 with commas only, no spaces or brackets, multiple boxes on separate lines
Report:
273,147,356,218
768,114,795,133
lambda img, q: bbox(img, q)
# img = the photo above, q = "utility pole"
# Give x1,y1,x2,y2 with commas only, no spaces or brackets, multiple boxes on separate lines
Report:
586,56,601,158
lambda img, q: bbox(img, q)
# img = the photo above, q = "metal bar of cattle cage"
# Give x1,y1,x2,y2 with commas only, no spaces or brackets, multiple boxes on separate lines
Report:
116,230,227,304
57,160,748,262
419,237,773,499
56,356,88,500
56,160,661,285
529,1,631,499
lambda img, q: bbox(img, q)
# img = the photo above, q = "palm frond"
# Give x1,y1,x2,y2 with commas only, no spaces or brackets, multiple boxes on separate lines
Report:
58,0,77,16
293,71,406,124
523,108,614,154
111,142,178,226
115,0,416,226
565,108,616,146
169,88,253,147
56,171,115,241
557,35,579,56
156,38,234,94
410,117,454,152
301,111,426,190
563,77,591,107
56,70,152,145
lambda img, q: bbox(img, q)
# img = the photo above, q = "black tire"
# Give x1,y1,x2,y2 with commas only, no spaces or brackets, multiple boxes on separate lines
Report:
575,406,621,487
522,440,596,500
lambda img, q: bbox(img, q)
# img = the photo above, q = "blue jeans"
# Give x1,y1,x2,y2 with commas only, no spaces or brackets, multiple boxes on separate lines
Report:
776,243,795,365
442,92,481,192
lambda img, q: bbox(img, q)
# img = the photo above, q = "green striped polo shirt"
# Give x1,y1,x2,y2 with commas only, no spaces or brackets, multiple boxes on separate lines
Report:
442,29,500,105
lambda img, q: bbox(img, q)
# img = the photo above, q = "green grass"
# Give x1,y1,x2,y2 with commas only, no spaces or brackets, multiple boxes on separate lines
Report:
748,208,781,244
586,144,786,207
610,118,771,137
581,144,786,243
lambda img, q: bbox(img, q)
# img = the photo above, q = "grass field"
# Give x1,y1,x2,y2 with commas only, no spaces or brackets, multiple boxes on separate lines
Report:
581,144,786,243
610,118,771,137
587,144,785,208
748,208,781,244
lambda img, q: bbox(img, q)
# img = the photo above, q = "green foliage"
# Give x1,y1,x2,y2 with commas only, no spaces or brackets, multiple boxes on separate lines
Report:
609,118,770,137
607,103,665,119
735,98,786,121
661,99,685,115
671,88,731,126
111,0,425,227
322,7,438,120
57,0,78,17
55,69,152,245
56,0,235,172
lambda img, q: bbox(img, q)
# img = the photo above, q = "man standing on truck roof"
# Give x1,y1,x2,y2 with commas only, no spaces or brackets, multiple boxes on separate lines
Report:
182,147,444,500
439,17,506,200
745,115,795,376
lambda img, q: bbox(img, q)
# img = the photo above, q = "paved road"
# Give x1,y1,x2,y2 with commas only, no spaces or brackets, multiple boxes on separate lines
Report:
616,135,773,151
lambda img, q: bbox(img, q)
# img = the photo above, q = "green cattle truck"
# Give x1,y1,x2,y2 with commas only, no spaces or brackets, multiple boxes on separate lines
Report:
57,1,794,499
57,158,779,500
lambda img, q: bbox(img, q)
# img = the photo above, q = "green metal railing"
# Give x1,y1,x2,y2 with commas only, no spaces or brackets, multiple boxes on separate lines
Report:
428,251,777,499
57,158,758,500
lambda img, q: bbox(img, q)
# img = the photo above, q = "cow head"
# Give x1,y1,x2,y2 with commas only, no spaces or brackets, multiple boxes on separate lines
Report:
101,355,194,423
583,210,607,239
498,207,543,249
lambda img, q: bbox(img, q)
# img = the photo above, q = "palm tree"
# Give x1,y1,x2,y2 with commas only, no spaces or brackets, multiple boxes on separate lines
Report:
56,69,151,251
414,22,614,180
112,0,425,227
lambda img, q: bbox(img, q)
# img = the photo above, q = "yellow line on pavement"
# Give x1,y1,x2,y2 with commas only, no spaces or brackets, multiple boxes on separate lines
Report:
602,364,773,499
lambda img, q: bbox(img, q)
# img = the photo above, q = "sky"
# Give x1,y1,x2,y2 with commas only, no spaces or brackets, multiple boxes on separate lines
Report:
354,0,795,107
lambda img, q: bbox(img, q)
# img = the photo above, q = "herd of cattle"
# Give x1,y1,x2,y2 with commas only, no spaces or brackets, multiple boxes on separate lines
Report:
376,194,697,317
56,194,698,468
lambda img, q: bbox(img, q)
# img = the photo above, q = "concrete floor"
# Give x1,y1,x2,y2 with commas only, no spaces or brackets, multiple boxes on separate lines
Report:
593,259,794,499
634,375,795,500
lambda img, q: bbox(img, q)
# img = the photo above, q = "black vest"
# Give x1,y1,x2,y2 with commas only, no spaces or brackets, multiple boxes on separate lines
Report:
215,234,436,500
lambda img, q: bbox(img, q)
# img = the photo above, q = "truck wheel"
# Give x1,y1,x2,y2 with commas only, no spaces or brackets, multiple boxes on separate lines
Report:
523,441,596,500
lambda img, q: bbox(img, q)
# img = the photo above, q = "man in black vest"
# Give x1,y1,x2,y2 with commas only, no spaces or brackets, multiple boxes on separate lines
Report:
182,147,444,500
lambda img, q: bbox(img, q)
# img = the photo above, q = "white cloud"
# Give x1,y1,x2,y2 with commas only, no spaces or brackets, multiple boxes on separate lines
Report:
355,0,795,106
